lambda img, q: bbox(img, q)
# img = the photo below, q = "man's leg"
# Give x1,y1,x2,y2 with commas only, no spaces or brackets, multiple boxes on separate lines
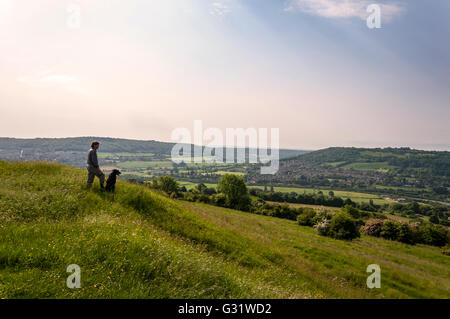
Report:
95,168,105,188
87,167,95,188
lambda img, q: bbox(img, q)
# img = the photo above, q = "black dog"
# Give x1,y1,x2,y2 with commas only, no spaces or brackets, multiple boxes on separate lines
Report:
105,169,121,192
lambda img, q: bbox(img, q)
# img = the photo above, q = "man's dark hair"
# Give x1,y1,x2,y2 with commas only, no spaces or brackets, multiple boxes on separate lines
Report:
91,141,100,148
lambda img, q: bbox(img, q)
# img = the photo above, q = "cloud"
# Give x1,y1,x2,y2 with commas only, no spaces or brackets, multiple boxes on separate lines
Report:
39,75,77,84
284,0,404,21
0,0,13,25
17,72,88,95
210,0,232,16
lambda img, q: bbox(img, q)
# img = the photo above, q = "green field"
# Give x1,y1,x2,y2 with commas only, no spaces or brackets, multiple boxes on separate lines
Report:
179,181,217,190
249,186,390,205
0,161,449,298
341,162,395,171
116,161,173,170
266,201,341,212
98,152,156,158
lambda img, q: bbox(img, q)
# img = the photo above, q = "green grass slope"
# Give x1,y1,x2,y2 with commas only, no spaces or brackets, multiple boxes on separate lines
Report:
0,161,449,299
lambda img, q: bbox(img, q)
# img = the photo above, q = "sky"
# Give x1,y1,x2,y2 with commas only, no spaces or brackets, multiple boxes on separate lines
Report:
0,0,449,150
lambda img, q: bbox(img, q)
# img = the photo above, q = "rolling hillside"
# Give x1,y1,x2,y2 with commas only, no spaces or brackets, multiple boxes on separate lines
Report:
0,137,307,167
248,147,450,202
0,161,449,298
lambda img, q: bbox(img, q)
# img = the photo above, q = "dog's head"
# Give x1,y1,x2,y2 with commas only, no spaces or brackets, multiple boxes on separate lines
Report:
112,169,121,176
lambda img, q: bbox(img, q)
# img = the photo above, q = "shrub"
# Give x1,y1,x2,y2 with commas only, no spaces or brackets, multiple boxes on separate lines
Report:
312,209,332,225
397,223,414,244
327,212,360,240
211,193,226,207
296,208,316,226
183,192,198,202
151,176,179,196
197,194,211,203
342,205,361,219
419,224,449,247
380,220,401,240
204,187,217,195
429,214,440,224
270,204,298,221
410,221,424,243
195,183,208,194
370,212,387,220
361,219,384,237
314,219,330,236
442,244,450,256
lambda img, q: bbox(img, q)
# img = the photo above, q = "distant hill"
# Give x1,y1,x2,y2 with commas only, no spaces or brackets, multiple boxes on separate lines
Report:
248,147,450,202
0,137,307,168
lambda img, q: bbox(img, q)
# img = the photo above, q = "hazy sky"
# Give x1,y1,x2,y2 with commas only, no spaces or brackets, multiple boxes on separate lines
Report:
1,0,449,150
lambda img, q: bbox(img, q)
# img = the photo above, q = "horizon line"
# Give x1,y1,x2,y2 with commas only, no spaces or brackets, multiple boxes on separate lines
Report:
1,136,449,152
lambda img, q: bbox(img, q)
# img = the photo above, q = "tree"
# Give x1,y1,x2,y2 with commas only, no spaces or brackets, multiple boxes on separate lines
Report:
398,223,414,244
429,214,440,224
195,183,208,194
152,176,179,196
380,220,400,240
328,191,335,197
342,205,361,219
433,186,448,195
217,174,251,211
296,208,316,226
419,224,449,247
327,212,360,240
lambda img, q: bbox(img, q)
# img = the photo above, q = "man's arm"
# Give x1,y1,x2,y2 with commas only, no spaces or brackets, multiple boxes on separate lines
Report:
90,150,100,168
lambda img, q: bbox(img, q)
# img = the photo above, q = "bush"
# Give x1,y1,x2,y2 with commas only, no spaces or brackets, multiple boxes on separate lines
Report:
442,244,450,256
314,219,330,236
418,224,449,247
197,194,211,203
327,212,360,240
312,209,332,225
397,223,414,244
151,176,180,196
410,222,424,243
211,193,226,207
380,220,401,240
361,219,384,237
271,204,298,221
296,208,316,226
429,214,440,224
370,212,387,220
342,205,361,219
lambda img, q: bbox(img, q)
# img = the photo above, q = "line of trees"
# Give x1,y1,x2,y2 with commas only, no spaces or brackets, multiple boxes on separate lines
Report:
249,188,381,212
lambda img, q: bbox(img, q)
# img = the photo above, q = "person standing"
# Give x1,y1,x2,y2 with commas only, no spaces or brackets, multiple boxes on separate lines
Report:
86,141,105,189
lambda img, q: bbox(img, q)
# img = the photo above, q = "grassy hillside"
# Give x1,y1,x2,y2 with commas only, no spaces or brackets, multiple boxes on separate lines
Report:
0,137,306,167
0,161,449,298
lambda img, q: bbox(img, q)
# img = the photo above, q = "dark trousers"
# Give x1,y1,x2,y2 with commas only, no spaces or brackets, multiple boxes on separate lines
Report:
87,165,105,187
